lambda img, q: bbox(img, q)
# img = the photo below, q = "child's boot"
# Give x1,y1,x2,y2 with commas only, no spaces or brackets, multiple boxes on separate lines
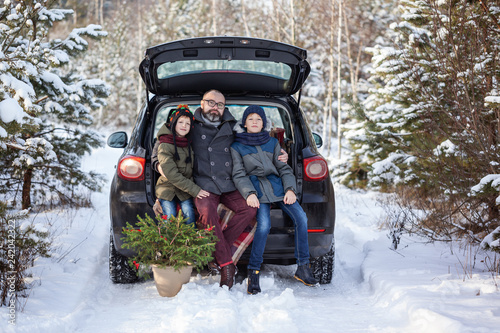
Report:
294,264,318,286
247,269,261,294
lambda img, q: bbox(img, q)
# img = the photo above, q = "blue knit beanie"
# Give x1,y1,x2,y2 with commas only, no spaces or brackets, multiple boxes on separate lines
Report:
241,105,267,130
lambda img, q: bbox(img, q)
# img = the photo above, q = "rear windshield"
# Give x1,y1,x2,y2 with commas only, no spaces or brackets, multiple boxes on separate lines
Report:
157,60,292,81
153,103,293,146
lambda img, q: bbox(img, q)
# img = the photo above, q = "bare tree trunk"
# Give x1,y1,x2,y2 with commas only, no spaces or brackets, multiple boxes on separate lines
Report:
337,0,342,159
94,0,98,23
22,168,32,209
241,0,250,36
212,0,217,35
73,4,78,26
497,108,500,148
343,8,360,103
272,0,280,41
290,0,295,45
99,0,104,26
271,0,295,43
137,0,143,112
96,0,105,127
323,0,336,155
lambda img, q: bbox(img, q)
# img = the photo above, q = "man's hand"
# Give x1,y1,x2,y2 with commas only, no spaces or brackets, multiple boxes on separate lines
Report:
196,189,210,199
277,148,288,163
246,194,260,208
283,190,296,205
153,199,163,216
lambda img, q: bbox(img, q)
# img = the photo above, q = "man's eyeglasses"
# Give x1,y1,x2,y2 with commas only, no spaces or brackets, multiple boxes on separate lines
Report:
203,99,225,109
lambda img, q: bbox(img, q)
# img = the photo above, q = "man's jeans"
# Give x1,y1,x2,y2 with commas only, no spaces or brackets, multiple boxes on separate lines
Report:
248,201,310,270
159,197,196,225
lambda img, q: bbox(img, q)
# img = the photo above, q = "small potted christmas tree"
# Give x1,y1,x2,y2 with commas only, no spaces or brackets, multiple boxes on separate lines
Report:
122,213,217,297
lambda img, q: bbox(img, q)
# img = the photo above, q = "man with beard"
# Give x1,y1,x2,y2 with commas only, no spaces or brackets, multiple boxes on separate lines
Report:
189,89,256,289
152,89,287,289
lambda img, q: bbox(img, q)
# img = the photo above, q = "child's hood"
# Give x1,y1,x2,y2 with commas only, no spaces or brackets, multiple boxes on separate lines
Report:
157,123,173,139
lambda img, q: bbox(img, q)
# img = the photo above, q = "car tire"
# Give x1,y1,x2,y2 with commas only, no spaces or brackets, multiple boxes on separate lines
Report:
310,240,335,284
109,234,139,284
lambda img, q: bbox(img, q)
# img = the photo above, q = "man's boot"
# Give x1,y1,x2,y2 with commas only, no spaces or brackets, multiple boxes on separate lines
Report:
219,263,235,289
294,264,318,286
207,260,220,276
247,270,261,295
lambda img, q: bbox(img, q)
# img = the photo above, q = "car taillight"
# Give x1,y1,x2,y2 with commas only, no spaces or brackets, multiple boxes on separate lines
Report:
303,156,329,182
117,156,145,181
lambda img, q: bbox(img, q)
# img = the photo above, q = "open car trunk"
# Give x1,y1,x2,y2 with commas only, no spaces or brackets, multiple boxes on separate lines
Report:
139,36,311,97
149,99,297,202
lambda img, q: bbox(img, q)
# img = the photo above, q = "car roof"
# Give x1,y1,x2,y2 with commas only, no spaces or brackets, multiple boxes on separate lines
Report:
139,36,311,97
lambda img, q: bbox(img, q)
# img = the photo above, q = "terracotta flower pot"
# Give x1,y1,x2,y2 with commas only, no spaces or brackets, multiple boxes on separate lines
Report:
151,265,193,297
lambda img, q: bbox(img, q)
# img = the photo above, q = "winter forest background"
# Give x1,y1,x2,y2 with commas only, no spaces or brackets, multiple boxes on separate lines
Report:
1,0,500,307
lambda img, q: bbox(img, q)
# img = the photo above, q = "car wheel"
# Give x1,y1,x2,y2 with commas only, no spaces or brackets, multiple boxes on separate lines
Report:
109,234,139,284
310,240,335,284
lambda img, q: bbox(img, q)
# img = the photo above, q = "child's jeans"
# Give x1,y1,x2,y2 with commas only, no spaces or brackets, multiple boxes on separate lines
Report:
247,201,310,270
159,197,196,225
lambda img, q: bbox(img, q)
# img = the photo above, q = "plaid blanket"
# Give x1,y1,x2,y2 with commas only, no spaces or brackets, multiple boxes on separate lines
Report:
216,204,256,264
153,200,256,265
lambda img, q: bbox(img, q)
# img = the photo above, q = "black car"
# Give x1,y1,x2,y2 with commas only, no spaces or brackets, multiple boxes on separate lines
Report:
107,36,335,284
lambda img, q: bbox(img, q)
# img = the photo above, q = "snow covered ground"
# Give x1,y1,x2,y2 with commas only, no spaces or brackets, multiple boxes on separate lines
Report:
2,146,500,333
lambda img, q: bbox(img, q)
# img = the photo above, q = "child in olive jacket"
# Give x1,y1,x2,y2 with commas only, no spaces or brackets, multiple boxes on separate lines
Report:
230,105,318,294
156,105,209,224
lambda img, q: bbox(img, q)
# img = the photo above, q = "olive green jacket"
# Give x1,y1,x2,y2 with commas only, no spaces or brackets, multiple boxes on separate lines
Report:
155,124,201,201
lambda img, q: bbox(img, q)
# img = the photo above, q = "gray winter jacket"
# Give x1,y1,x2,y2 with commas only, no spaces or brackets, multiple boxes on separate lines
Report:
190,107,237,195
230,136,296,204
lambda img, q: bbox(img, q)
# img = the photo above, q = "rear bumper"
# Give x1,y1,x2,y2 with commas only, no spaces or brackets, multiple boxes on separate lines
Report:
239,202,335,264
238,233,334,265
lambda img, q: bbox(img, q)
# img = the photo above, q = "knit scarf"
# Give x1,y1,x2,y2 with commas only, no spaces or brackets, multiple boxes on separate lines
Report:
234,131,271,146
158,134,191,163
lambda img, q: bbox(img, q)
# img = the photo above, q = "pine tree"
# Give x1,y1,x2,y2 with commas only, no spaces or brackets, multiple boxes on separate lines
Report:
0,1,109,210
332,0,399,186
347,0,500,239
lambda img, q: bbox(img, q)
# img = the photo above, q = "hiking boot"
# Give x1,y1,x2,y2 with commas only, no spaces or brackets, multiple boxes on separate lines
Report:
207,260,220,276
247,270,261,295
294,264,318,286
219,263,235,289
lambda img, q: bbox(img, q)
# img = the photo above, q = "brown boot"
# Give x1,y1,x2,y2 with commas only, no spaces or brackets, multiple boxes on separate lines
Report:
219,263,235,289
207,260,220,276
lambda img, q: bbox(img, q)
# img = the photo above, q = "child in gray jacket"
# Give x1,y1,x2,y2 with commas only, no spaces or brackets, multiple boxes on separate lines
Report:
230,105,318,294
